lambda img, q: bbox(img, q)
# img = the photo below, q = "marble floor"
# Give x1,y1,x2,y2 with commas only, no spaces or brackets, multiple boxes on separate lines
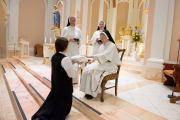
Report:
28,56,180,120
0,58,89,120
1,56,180,120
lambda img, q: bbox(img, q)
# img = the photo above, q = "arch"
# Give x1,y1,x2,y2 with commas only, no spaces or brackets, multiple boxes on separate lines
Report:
91,0,95,5
138,0,145,9
104,0,110,9
44,0,48,7
117,0,129,5
0,0,7,13
92,0,109,8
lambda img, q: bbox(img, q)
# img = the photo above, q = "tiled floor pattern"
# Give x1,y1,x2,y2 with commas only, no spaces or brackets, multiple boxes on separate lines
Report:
0,59,89,120
20,57,180,120
0,64,17,120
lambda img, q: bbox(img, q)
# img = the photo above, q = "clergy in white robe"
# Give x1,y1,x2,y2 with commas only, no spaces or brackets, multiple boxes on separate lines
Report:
80,30,121,99
61,16,83,83
91,21,106,55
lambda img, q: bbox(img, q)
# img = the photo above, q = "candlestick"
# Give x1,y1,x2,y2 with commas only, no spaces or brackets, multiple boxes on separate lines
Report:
50,37,52,44
87,34,89,44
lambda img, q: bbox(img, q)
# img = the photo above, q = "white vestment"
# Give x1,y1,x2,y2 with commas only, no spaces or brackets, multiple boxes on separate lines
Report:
91,30,102,55
61,26,83,83
80,41,121,97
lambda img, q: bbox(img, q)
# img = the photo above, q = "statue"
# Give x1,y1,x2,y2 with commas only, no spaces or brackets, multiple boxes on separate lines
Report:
53,5,60,28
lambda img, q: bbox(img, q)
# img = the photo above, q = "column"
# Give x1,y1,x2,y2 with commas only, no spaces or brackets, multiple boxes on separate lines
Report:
89,5,93,38
111,6,117,39
65,0,71,25
122,39,125,49
9,0,20,47
127,0,133,27
82,0,89,45
106,8,110,29
136,9,140,27
75,0,81,28
5,13,10,57
132,0,138,31
147,0,175,68
127,39,131,56
98,0,104,22
44,0,55,43
61,2,65,29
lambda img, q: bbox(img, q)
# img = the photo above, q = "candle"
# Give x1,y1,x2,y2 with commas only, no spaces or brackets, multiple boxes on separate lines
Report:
45,36,46,43
87,35,88,44
50,37,52,44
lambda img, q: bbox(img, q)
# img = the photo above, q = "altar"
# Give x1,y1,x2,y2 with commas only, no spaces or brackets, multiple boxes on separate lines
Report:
43,43,55,62
19,39,29,58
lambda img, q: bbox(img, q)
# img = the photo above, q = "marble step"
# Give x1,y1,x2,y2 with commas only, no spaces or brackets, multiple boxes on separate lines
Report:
121,62,142,71
13,58,104,120
0,60,39,119
121,67,141,74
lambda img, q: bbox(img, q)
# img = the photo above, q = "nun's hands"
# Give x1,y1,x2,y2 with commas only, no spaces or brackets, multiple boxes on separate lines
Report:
82,55,93,58
70,38,75,42
77,41,80,44
88,60,95,64
96,38,100,42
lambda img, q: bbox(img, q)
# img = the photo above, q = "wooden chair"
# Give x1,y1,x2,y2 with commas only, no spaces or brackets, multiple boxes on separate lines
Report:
163,60,180,92
34,44,43,57
100,48,125,102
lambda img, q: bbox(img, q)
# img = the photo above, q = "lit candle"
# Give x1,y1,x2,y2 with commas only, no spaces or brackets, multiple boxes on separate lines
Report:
50,37,52,44
45,36,46,43
87,34,88,44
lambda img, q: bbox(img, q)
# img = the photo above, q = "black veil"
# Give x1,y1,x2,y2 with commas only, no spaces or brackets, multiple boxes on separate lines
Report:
66,16,76,27
101,30,116,44
97,21,107,31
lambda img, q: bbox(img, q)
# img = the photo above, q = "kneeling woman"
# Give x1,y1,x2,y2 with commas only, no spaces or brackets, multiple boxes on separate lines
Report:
80,30,121,99
32,37,83,120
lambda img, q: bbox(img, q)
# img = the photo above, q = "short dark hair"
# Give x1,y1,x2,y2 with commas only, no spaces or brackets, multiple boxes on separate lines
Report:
55,37,68,53
135,26,138,29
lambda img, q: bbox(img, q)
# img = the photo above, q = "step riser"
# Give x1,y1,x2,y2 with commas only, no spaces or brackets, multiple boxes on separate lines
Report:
6,59,44,107
121,68,141,74
0,63,23,120
13,58,105,120
121,63,142,71
13,58,51,89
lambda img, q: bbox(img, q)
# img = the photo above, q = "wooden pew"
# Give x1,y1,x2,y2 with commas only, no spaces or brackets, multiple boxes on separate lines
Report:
163,62,180,92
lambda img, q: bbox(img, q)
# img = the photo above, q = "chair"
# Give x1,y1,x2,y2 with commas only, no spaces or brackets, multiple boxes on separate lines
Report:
34,44,43,57
100,48,125,102
163,60,180,92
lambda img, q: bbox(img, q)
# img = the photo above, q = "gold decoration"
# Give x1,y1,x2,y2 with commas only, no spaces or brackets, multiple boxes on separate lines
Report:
77,11,81,26
43,58,46,64
144,8,149,14
138,20,142,30
125,25,132,36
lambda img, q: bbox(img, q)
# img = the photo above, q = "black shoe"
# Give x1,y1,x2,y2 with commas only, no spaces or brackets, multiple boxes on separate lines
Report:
86,95,93,99
85,94,89,98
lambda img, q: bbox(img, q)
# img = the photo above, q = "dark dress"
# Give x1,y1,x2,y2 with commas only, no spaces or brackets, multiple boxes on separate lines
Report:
32,53,73,120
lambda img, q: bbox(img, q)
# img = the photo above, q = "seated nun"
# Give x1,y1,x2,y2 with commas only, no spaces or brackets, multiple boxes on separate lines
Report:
80,30,121,99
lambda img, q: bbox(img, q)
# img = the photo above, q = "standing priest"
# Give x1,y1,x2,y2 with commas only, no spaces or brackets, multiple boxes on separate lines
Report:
61,16,83,83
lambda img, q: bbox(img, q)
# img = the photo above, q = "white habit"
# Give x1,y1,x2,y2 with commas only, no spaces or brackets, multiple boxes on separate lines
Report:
91,30,103,55
61,26,83,83
59,52,78,78
80,41,121,97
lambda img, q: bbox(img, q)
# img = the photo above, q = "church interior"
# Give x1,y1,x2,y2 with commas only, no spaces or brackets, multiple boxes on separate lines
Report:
0,0,180,119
